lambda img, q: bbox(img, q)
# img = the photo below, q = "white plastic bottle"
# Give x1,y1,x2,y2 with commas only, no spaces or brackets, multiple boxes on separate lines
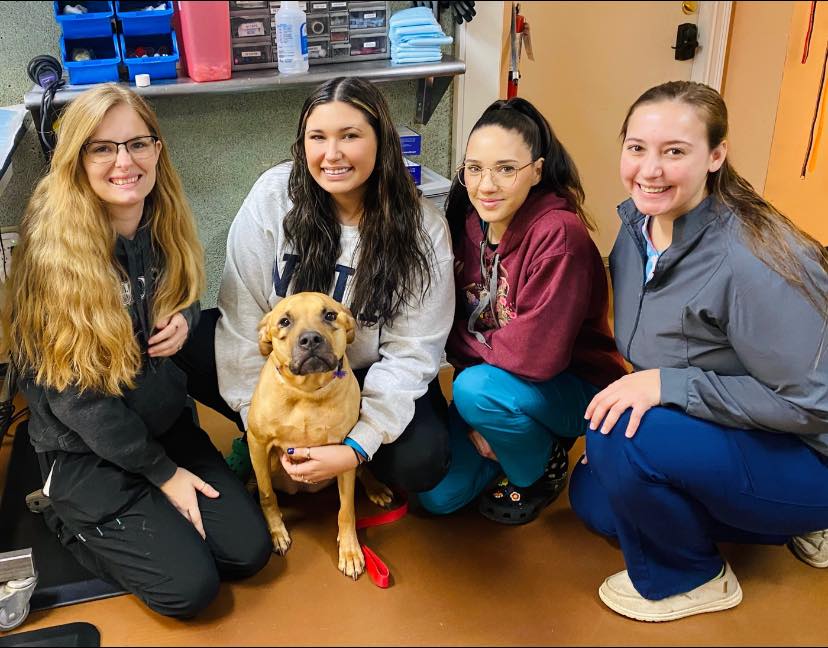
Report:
276,0,309,74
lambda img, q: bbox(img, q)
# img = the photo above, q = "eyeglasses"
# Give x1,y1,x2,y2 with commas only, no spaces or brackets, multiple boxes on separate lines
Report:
82,135,160,164
456,160,538,187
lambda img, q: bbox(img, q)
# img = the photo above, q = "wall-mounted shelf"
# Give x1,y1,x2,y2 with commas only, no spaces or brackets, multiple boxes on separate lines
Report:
24,56,465,152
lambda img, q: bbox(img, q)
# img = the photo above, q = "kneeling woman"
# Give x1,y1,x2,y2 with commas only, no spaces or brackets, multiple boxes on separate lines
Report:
418,98,626,523
5,85,271,618
571,81,828,622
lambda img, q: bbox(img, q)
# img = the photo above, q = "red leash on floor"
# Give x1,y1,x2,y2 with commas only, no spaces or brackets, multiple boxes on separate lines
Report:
356,494,408,588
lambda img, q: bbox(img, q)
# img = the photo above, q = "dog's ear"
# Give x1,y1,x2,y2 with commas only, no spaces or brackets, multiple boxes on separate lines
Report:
339,306,357,344
257,312,274,356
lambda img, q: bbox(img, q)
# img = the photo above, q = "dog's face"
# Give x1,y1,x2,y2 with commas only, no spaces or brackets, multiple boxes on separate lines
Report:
258,292,356,376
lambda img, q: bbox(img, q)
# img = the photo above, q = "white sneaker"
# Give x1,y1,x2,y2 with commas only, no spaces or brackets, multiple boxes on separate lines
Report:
598,562,743,622
790,529,828,568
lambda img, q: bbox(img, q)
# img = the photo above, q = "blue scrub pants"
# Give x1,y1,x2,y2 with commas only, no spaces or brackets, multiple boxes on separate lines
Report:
569,406,828,600
419,363,599,514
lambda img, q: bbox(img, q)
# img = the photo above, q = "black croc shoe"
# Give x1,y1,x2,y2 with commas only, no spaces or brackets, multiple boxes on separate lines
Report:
478,443,569,525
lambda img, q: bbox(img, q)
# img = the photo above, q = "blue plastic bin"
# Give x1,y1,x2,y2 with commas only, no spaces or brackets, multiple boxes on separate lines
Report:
115,1,173,36
119,30,179,81
53,1,114,39
60,33,121,85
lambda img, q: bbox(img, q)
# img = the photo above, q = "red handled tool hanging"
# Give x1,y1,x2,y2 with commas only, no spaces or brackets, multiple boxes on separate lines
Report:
507,3,532,98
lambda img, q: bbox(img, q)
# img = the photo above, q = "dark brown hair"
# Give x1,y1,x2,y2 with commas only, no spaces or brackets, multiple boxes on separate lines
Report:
284,77,432,326
445,97,592,243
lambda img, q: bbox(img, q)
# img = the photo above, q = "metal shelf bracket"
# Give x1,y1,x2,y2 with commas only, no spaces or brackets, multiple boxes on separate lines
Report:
416,74,453,125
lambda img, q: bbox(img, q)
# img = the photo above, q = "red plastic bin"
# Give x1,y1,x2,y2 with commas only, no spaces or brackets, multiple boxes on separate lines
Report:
174,1,231,82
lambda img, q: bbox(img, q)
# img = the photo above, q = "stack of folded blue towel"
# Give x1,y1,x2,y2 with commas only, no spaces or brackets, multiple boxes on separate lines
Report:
389,7,453,65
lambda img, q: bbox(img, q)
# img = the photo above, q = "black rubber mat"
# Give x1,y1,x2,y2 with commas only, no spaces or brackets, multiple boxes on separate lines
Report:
0,422,125,611
0,621,100,646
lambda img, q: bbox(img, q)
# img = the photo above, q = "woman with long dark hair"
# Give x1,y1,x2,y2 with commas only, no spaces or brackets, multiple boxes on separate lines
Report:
208,77,453,493
570,81,828,622
417,97,626,524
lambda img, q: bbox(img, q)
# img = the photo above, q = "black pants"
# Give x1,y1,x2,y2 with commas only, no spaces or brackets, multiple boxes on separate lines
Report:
175,308,451,493
40,411,272,618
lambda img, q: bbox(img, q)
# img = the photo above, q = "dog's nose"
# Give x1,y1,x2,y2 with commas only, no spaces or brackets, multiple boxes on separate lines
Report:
298,330,324,351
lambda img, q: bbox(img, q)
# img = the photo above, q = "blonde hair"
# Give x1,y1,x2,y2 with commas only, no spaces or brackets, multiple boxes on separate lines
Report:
4,84,204,395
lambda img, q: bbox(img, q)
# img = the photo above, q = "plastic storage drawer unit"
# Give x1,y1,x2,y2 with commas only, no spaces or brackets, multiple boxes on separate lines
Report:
231,12,271,39
60,33,121,84
349,5,386,30
349,32,386,56
232,40,275,69
115,1,173,36
120,29,180,80
229,0,269,9
307,37,330,63
331,42,350,59
306,13,329,37
53,1,114,39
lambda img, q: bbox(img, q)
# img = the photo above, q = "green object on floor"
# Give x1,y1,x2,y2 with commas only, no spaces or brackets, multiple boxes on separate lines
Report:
226,437,252,481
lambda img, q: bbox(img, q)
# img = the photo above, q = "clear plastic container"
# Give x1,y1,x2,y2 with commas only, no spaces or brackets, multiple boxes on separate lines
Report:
275,0,309,74
176,1,231,82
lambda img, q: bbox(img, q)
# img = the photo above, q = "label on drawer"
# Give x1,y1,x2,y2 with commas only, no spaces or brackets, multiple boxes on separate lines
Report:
365,12,376,18
238,21,266,37
363,41,376,47
241,50,263,57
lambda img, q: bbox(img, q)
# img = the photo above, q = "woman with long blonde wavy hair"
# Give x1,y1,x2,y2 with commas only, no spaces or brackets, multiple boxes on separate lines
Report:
5,84,269,618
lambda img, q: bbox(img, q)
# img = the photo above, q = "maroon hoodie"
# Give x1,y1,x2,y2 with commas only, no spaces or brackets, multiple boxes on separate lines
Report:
447,191,627,387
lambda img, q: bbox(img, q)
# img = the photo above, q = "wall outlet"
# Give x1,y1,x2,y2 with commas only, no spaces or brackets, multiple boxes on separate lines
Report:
0,226,20,283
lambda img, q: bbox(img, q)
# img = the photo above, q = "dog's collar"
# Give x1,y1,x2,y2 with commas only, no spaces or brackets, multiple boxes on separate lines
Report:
270,357,349,400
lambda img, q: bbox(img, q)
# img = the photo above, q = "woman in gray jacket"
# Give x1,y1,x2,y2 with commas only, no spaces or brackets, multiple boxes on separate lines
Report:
569,81,828,622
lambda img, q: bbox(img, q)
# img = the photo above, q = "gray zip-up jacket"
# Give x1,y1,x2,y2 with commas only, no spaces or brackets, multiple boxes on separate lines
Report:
610,195,828,457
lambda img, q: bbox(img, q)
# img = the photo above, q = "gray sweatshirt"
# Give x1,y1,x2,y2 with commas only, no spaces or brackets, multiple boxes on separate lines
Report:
215,164,454,459
610,196,828,456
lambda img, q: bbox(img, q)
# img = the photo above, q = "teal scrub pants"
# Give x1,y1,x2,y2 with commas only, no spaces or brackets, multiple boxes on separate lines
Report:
418,363,599,514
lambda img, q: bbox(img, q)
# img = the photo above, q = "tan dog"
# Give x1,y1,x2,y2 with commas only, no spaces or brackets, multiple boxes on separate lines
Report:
247,292,390,579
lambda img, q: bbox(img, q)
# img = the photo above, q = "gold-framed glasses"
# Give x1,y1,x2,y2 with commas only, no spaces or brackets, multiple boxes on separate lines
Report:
82,135,159,164
456,160,537,187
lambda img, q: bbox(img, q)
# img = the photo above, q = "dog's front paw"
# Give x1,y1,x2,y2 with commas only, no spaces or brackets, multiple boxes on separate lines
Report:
270,521,292,555
337,533,365,579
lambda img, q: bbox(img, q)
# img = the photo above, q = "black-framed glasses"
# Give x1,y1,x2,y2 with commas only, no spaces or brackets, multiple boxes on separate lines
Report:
82,135,160,164
456,160,538,187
